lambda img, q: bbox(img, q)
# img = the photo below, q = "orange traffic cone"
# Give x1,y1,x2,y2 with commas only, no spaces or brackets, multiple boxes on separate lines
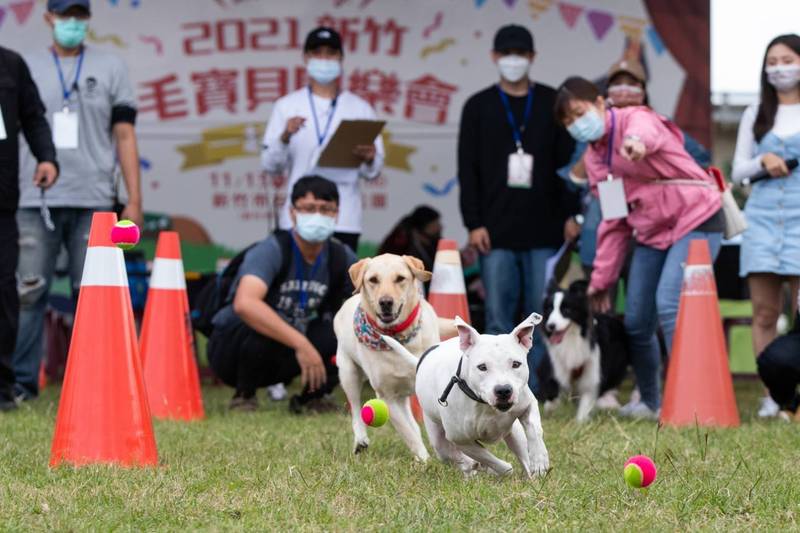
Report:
660,239,740,427
50,212,158,467
38,360,46,390
428,239,470,328
140,232,204,421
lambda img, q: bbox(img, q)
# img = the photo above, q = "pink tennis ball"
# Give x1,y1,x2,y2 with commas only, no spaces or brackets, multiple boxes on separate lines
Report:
110,220,140,250
360,399,389,427
624,455,657,488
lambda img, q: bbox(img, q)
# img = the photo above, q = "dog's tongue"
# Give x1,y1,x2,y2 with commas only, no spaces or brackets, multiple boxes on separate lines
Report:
549,330,567,345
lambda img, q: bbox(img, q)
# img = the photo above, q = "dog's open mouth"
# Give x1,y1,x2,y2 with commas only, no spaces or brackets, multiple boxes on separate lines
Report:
547,325,570,345
495,402,513,412
379,304,403,324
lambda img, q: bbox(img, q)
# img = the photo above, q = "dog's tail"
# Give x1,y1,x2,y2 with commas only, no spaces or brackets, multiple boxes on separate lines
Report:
381,335,420,368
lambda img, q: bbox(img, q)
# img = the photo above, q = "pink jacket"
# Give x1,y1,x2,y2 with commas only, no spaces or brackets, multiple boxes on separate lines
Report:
585,107,721,291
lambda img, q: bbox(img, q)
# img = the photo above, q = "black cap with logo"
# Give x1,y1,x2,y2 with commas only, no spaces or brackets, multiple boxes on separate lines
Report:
304,27,343,54
493,24,534,53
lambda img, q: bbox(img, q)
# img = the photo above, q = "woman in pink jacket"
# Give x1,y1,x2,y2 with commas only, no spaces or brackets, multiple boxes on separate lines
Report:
554,77,724,419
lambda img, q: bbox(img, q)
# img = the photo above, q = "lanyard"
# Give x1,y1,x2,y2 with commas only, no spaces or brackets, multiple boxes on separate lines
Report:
605,109,616,172
497,85,534,150
307,86,338,147
51,47,84,106
291,235,324,311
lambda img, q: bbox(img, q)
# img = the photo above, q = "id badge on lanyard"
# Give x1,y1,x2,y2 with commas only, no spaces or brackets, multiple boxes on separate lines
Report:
597,110,628,220
51,47,83,149
498,86,534,189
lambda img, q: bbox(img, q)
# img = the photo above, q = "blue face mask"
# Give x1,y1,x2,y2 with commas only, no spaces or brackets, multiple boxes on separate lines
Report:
567,108,606,143
53,18,88,49
306,58,342,85
295,213,336,243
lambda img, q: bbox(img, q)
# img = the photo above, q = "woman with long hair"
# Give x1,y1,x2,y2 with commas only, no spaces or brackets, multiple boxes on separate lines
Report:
731,34,800,418
554,77,724,419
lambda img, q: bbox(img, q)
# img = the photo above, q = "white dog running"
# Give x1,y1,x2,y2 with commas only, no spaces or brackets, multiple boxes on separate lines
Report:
383,314,549,477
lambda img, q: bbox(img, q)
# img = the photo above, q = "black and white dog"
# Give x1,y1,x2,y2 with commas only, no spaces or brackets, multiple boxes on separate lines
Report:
538,280,630,422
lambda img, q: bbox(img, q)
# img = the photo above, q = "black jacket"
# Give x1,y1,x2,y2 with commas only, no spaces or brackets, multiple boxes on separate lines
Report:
458,83,579,250
0,46,57,212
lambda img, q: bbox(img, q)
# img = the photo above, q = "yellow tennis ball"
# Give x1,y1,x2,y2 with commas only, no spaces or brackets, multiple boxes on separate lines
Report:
360,399,389,427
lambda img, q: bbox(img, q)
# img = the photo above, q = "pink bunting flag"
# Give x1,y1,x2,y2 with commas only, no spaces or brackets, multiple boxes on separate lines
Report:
9,1,34,25
586,9,614,41
557,2,583,29
0,7,5,30
503,0,518,7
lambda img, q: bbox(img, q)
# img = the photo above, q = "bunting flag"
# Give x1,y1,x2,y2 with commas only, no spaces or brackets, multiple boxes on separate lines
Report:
0,7,6,29
586,10,614,41
9,0,33,25
557,1,583,28
647,25,666,55
527,0,552,19
618,16,647,42
474,0,488,7
503,0,518,7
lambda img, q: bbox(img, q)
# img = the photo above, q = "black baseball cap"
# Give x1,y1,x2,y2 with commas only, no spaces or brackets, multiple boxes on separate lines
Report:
493,24,534,53
304,27,343,54
47,0,90,14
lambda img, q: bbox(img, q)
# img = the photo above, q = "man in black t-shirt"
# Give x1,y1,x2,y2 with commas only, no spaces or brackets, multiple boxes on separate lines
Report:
209,176,356,412
457,25,578,396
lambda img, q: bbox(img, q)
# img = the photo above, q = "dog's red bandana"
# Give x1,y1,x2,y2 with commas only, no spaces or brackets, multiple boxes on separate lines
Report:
353,303,422,351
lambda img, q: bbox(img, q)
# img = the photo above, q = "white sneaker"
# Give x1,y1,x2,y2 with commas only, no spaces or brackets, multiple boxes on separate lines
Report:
267,383,287,402
618,400,660,420
757,396,780,418
596,389,621,410
629,387,641,405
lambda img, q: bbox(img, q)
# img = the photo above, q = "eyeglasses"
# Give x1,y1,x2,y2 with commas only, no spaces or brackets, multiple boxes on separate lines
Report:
293,204,338,216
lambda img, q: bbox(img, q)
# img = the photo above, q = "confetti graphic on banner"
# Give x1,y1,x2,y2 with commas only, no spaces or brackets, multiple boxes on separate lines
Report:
108,0,141,7
177,123,264,170
586,10,614,41
382,131,416,171
557,1,583,28
422,11,443,39
647,25,666,55
618,16,647,42
87,28,128,48
9,0,34,25
423,177,457,197
139,34,163,55
420,38,455,59
528,0,552,19
474,0,488,7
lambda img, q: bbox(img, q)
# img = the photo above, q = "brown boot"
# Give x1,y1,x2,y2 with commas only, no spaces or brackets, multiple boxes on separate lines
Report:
229,395,258,412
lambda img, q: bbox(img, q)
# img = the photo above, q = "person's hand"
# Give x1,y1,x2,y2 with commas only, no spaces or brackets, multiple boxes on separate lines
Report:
295,341,326,393
280,116,306,144
33,162,58,189
469,227,491,255
587,285,611,314
620,137,646,162
121,202,144,228
353,144,376,164
761,152,790,177
564,217,581,242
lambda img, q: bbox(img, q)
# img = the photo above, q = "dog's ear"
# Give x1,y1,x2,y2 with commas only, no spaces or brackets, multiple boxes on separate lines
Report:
511,312,542,351
454,315,480,354
570,279,589,296
402,255,432,282
348,258,371,294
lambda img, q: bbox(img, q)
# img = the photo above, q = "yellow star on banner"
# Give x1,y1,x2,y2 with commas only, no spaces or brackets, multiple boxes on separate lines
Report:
381,130,416,172
176,123,264,170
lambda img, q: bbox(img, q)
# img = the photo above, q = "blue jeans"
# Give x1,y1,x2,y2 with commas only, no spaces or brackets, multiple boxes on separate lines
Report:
481,247,557,396
13,207,103,398
624,231,722,411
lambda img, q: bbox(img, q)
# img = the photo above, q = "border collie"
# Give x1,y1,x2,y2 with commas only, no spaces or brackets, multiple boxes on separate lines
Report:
538,280,630,422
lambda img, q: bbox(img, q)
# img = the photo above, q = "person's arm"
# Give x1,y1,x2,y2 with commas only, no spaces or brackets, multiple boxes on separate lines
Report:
233,275,327,391
261,102,292,173
555,123,581,218
109,57,142,226
457,98,490,253
17,53,58,188
619,108,669,161
731,105,767,183
589,217,632,293
356,102,384,180
682,131,712,169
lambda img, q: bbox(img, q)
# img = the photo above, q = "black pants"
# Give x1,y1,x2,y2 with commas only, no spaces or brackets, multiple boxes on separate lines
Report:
208,319,339,400
0,211,19,403
333,232,359,254
758,332,800,413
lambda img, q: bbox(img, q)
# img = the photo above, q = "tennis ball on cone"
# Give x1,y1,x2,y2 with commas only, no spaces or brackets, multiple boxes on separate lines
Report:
624,455,657,488
110,219,140,250
361,399,389,427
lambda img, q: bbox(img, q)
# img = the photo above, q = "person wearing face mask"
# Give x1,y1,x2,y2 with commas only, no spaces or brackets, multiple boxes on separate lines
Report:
261,27,385,254
378,205,442,274
12,0,141,402
555,76,724,419
208,176,357,413
731,34,800,419
458,24,579,396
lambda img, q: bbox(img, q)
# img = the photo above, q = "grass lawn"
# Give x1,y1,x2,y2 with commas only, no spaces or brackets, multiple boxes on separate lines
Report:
1,380,798,531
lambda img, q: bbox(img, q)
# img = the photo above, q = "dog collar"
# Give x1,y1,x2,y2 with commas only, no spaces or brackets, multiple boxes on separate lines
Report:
438,357,487,406
353,303,422,351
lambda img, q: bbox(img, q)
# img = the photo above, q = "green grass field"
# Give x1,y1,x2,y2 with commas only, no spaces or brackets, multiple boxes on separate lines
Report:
1,381,798,531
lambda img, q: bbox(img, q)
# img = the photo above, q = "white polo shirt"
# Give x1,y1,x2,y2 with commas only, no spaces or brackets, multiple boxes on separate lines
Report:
261,87,385,234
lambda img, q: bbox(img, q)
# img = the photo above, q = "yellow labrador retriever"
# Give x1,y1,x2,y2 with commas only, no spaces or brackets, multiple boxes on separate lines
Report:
333,254,441,461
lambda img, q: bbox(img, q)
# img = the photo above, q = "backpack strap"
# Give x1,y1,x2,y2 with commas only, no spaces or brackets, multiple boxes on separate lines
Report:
323,237,351,313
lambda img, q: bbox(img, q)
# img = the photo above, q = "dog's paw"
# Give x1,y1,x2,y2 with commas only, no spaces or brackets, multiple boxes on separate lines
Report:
353,439,370,454
457,458,480,476
529,454,550,477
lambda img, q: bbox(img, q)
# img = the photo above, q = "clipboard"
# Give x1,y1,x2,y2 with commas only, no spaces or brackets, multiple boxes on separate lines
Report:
317,119,386,168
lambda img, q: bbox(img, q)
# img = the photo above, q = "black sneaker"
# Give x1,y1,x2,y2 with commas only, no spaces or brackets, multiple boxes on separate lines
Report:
229,394,258,412
289,394,339,414
0,398,18,412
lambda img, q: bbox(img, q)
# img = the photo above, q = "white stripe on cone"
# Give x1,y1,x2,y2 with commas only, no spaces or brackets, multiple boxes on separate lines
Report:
149,258,187,290
429,263,466,295
80,247,129,287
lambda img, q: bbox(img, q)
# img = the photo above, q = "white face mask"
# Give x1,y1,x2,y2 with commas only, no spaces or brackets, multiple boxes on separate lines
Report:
766,64,800,92
306,58,342,85
497,55,531,83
